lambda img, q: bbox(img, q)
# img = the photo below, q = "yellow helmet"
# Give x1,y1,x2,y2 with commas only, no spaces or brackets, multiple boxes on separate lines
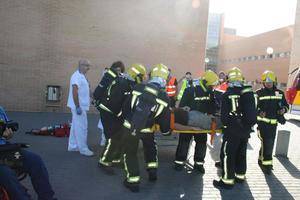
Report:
127,64,147,82
227,67,243,82
150,63,169,80
202,70,219,86
261,70,276,83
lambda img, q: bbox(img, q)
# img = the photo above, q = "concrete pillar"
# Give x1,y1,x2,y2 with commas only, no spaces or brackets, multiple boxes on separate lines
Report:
275,130,290,158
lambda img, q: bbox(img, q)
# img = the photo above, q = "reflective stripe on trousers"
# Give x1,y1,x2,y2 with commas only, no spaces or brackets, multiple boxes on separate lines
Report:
174,160,184,165
99,139,112,166
262,160,273,166
221,178,234,185
194,161,204,166
221,141,234,184
123,154,140,183
235,173,246,180
147,162,158,169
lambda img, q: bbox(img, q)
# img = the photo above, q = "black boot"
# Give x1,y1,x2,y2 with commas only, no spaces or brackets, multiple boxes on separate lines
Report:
213,180,233,190
260,165,272,175
148,169,157,182
235,177,245,184
194,164,205,174
174,163,184,171
123,180,140,193
98,162,115,175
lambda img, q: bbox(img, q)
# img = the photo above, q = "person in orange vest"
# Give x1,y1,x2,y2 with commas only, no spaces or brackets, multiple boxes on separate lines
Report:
214,71,229,107
166,69,178,108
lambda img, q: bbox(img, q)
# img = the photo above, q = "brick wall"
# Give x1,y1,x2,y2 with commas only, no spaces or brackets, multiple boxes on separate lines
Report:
218,26,293,84
0,0,209,112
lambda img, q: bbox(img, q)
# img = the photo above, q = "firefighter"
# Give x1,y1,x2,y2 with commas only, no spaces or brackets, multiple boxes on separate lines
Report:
97,64,146,173
256,70,289,174
121,64,171,192
174,70,219,173
93,61,125,141
213,67,256,189
177,72,193,101
166,69,178,108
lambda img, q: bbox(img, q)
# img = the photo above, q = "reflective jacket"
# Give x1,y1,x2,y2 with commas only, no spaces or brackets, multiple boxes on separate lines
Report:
221,84,257,138
256,87,289,125
179,80,217,114
122,82,171,135
93,69,119,102
177,79,194,101
95,77,134,117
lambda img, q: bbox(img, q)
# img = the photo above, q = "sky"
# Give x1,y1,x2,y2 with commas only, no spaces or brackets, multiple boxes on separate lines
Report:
209,0,298,36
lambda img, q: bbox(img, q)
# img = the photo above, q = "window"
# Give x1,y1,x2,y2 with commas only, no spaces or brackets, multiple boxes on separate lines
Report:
284,51,291,57
280,83,287,87
275,53,280,58
254,56,258,60
260,55,266,60
46,85,61,101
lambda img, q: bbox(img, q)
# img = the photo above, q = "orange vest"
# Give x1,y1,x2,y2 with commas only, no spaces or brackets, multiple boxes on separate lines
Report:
214,82,228,93
166,77,177,97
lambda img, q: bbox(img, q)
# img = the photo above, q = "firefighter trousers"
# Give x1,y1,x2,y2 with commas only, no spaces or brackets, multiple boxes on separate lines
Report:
257,123,277,167
99,109,123,139
175,133,207,166
122,129,158,183
220,136,248,185
99,128,124,166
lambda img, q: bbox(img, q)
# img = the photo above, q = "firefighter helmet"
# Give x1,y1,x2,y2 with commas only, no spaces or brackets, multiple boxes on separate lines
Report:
227,67,243,82
261,70,277,83
150,63,169,80
128,64,147,83
202,70,219,86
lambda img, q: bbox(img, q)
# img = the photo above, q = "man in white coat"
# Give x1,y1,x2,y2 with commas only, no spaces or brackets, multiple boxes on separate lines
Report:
67,59,94,156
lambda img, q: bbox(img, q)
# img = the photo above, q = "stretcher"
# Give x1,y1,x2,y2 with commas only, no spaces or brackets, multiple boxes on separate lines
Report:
154,113,223,144
171,129,222,145
171,129,222,134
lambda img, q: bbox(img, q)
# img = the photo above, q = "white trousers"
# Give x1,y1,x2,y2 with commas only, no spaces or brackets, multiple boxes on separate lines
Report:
208,133,223,162
68,109,89,152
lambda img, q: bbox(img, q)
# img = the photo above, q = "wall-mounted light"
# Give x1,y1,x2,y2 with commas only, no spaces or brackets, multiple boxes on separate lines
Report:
266,47,274,55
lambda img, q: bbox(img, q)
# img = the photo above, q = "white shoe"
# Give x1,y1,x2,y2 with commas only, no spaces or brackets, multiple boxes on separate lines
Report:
80,149,94,156
68,147,79,152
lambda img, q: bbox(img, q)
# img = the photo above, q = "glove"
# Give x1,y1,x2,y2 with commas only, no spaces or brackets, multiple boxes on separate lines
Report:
277,108,286,115
76,107,82,115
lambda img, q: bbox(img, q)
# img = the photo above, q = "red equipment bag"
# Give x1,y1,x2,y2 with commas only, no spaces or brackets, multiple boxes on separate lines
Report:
53,124,70,137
